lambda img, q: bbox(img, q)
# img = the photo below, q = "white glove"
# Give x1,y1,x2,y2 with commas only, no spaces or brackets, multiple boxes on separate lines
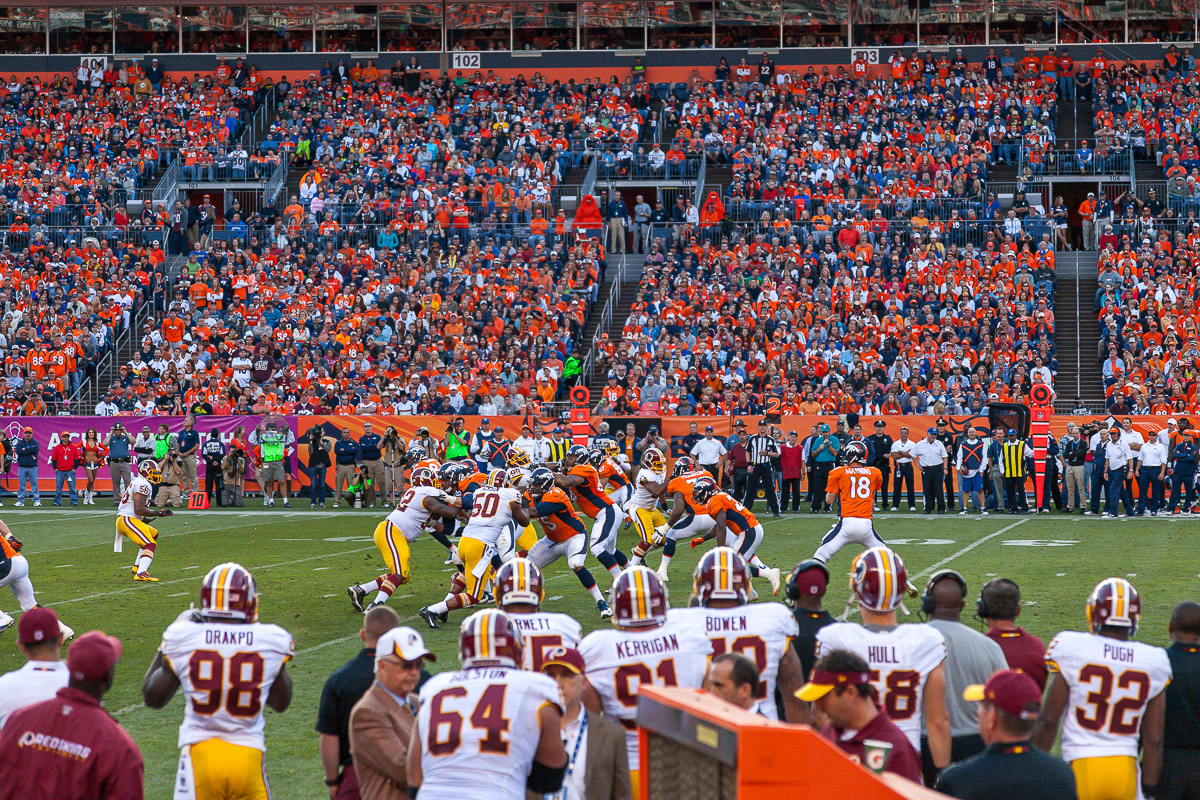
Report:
450,545,463,566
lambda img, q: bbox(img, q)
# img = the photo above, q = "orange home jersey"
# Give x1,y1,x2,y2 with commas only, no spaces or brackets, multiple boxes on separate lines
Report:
0,535,16,559
458,471,488,495
567,464,613,518
530,487,586,542
705,493,759,534
828,465,882,519
667,471,712,514
416,458,439,471
600,458,630,490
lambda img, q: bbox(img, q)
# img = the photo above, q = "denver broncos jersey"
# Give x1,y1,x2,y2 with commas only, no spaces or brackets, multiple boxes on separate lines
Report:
530,487,585,542
815,622,946,752
828,465,882,519
384,486,446,542
158,619,294,751
579,611,712,770
1045,631,1172,762
673,602,798,720
567,463,613,518
629,467,665,511
508,610,583,671
600,458,631,491
458,471,488,496
704,492,759,534
462,487,524,546
666,471,711,514
416,667,563,800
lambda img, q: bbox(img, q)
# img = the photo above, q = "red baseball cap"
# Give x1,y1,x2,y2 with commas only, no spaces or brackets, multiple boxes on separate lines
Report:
541,647,586,675
67,631,122,681
18,607,60,644
963,669,1042,719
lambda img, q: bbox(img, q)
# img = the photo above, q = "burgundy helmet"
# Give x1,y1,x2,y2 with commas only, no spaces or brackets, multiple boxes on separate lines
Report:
200,562,259,623
611,566,668,630
459,608,524,669
410,466,437,488
1086,577,1141,636
850,547,908,613
693,546,750,606
495,558,544,608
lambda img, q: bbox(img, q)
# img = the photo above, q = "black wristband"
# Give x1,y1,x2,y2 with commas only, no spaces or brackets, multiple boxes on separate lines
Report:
324,775,342,787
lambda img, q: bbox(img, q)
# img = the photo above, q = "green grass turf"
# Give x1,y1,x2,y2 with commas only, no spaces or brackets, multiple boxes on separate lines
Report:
1,505,1197,798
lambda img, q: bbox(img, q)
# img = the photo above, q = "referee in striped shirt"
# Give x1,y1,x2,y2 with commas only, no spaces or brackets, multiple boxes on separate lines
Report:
743,419,782,517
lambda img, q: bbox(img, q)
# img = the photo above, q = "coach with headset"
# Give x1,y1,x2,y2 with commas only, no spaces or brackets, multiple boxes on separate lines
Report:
919,571,1009,785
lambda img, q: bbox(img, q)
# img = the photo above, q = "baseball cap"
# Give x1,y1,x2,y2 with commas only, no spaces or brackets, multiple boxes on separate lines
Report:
481,417,490,424
67,631,122,681
18,607,60,644
1008,428,1017,435
874,420,886,428
21,426,31,433
927,427,938,435
791,563,828,597
1168,418,1178,425
819,423,830,432
375,626,435,665
963,669,1042,719
705,425,714,432
796,665,872,702
541,646,586,675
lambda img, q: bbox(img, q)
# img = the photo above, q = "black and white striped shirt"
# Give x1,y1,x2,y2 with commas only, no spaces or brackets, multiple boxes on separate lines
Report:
746,433,779,464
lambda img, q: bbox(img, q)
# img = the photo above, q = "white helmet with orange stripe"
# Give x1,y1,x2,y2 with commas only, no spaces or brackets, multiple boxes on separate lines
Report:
1086,577,1141,636
850,546,908,613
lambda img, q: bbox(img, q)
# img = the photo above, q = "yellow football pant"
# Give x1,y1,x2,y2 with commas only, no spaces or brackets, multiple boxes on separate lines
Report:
1071,756,1138,800
178,738,270,800
516,524,538,552
458,537,492,598
117,515,158,546
372,521,411,583
631,768,641,800
632,507,667,546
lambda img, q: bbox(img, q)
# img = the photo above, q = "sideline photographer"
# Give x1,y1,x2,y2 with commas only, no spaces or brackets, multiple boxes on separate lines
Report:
222,447,247,507
202,429,226,506
381,426,405,506
155,446,184,508
307,427,332,508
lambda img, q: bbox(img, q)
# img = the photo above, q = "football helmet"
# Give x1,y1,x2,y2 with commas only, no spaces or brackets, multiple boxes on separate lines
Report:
672,456,696,477
459,608,524,669
693,547,750,606
406,445,427,466
438,462,468,492
200,562,259,623
692,476,717,505
495,558,544,608
563,444,589,467
587,448,606,468
487,468,508,488
610,566,668,630
843,440,868,464
411,466,437,488
137,459,162,484
1086,577,1141,636
604,438,620,458
528,467,555,497
508,448,532,468
850,547,908,613
643,447,666,472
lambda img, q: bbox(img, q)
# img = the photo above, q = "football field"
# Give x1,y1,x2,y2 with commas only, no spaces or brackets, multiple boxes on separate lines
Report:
0,506,1196,798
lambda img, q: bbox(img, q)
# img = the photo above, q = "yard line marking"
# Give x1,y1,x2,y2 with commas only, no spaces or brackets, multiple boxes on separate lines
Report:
54,564,73,568
168,592,189,597
910,519,1028,581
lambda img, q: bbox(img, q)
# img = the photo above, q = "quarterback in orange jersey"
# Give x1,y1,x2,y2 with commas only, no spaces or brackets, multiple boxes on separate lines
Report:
813,440,887,564
555,445,629,581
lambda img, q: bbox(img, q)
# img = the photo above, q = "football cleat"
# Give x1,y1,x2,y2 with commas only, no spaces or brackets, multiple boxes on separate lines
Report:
0,610,13,635
134,572,159,582
597,599,614,619
654,565,670,584
417,606,442,629
761,566,782,596
58,622,76,643
347,585,367,613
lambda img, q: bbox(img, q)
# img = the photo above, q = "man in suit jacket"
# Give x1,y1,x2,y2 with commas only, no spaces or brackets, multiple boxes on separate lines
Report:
349,627,434,800
531,647,632,800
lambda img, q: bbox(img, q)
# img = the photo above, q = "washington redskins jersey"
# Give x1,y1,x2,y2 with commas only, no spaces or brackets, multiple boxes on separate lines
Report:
384,486,446,542
508,611,583,672
673,602,798,720
462,487,523,546
118,475,153,517
629,467,665,511
567,463,614,517
1045,631,1172,762
815,622,946,752
579,611,712,770
158,619,295,750
828,465,882,519
508,466,531,490
666,471,711,514
416,667,563,800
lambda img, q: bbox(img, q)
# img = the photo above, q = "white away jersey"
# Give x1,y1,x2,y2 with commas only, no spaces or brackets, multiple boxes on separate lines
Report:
159,619,295,750
463,487,524,546
385,486,446,541
509,611,583,672
815,622,946,751
118,475,153,517
1045,630,1173,761
580,611,713,770
416,666,563,800
630,467,665,511
673,602,799,720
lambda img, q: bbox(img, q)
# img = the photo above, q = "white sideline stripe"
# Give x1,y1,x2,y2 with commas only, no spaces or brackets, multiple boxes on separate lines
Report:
910,519,1029,581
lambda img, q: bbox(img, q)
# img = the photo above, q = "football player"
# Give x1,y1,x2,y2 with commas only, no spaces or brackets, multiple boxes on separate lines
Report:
504,450,539,557
346,466,463,613
143,562,295,800
0,519,74,640
690,477,782,595
594,441,633,512
1032,578,1172,800
525,467,613,618
555,444,628,581
417,482,528,628
673,547,804,722
115,459,173,582
407,608,568,800
627,447,669,567
655,457,713,581
579,566,712,798
494,559,585,670
813,547,952,774
813,440,887,564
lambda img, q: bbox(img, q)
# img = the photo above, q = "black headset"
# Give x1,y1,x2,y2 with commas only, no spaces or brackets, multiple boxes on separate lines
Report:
921,569,968,616
785,559,830,604
976,577,1020,619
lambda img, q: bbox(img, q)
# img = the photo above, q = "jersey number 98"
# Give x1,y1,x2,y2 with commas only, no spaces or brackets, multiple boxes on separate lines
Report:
188,650,265,718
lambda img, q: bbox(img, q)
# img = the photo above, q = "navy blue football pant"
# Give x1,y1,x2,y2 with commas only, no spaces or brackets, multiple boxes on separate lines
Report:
1170,465,1196,511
